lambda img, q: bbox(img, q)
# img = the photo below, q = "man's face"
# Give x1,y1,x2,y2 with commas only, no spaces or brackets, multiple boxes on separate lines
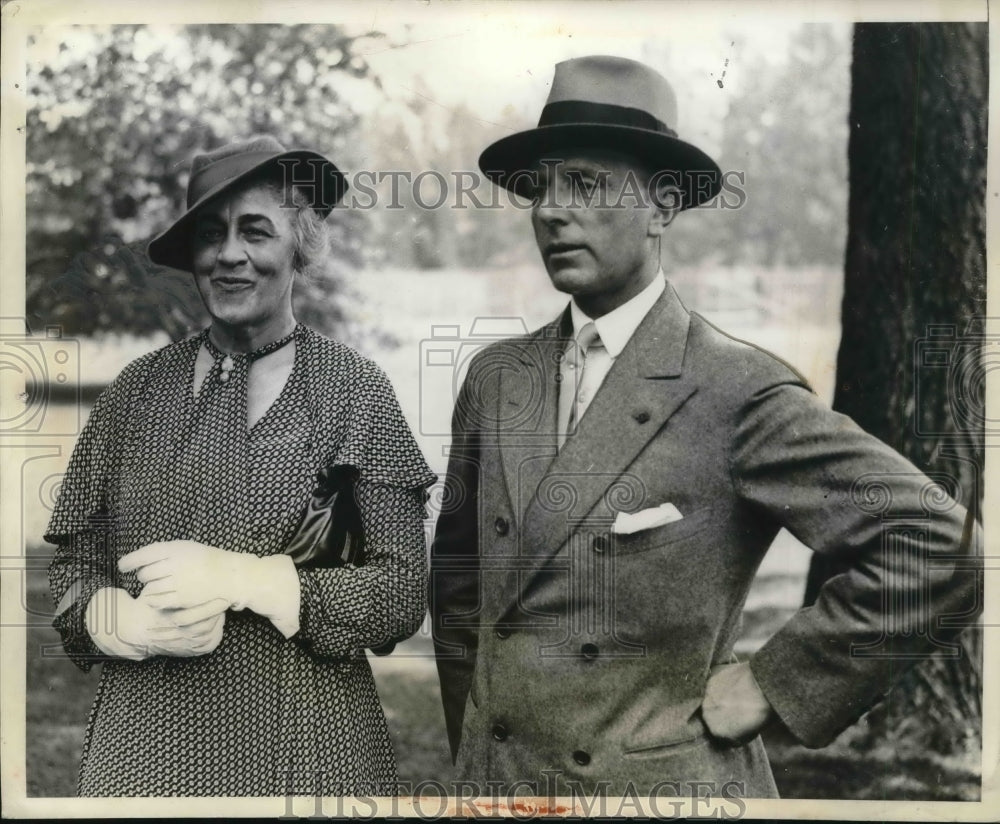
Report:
191,182,298,332
530,148,659,316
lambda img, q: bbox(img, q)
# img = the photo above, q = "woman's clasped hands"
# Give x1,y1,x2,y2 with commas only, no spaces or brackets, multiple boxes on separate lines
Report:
87,539,257,662
118,539,301,640
84,586,228,661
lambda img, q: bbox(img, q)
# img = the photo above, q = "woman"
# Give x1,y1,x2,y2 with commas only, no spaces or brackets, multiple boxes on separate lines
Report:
46,136,436,796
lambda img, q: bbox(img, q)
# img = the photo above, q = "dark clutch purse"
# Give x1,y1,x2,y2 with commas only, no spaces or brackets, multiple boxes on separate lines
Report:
285,465,366,569
284,465,395,656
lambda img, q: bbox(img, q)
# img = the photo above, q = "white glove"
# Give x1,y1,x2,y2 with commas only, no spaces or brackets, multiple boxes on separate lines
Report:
138,590,229,658
85,587,228,660
119,540,301,638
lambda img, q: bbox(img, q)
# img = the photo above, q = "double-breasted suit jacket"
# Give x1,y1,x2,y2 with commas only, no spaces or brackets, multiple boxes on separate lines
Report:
430,284,979,797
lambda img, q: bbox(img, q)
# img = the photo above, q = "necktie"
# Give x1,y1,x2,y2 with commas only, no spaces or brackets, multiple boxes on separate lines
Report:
557,322,604,449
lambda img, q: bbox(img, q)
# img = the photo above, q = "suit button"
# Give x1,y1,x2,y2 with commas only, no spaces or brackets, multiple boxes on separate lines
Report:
572,750,591,766
494,517,510,536
581,643,599,660
491,723,509,742
495,625,511,640
592,535,608,553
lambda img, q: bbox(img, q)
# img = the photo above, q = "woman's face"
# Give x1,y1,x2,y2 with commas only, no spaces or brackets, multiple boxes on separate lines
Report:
191,182,297,335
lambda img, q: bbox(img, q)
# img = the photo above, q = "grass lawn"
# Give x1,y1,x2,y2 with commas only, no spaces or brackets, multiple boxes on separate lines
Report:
26,572,95,798
25,550,978,800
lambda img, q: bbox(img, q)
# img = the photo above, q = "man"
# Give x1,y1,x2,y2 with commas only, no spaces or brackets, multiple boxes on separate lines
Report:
430,55,979,799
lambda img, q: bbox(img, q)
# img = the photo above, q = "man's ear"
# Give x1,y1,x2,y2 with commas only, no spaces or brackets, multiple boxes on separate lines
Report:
648,181,682,237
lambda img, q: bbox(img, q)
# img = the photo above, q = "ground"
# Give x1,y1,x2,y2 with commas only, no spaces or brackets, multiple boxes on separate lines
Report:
24,549,978,800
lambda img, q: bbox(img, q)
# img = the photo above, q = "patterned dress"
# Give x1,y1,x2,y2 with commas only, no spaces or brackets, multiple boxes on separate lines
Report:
46,324,436,796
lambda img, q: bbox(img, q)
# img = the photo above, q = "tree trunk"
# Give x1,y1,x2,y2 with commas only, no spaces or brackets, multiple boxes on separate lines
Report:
803,23,986,757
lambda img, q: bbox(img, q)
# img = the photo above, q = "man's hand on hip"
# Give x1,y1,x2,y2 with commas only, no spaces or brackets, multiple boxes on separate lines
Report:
701,661,775,744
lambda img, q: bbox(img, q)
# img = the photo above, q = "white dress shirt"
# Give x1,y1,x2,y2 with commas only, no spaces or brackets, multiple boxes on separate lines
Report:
558,271,666,445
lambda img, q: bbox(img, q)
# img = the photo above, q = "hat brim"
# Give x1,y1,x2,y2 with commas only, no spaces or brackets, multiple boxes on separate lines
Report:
147,149,347,273
479,124,721,209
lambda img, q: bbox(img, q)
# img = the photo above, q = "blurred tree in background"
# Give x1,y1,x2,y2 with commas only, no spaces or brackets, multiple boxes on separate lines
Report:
364,22,851,278
659,23,849,272
26,24,382,340
362,83,533,272
806,22,986,763
717,23,849,268
26,22,852,341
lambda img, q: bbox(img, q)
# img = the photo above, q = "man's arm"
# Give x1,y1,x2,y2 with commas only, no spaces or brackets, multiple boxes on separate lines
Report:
724,381,981,748
430,374,485,761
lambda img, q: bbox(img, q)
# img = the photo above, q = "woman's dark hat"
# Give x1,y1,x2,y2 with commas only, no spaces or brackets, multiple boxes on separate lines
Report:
479,55,721,209
147,135,347,272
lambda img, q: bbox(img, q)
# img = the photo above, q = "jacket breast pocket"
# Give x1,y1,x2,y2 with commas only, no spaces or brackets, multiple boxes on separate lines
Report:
610,506,713,555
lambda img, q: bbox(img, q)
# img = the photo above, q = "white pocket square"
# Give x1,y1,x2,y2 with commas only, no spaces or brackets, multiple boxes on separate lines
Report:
612,503,684,535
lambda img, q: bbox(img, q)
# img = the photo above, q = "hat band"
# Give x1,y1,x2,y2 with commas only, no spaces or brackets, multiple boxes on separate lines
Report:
538,100,678,138
187,151,281,207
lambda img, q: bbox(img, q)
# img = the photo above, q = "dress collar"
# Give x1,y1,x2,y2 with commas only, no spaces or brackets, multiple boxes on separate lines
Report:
202,323,300,362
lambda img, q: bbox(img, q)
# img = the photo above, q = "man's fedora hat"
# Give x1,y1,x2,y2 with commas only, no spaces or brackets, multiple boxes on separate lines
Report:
479,55,721,209
148,135,347,273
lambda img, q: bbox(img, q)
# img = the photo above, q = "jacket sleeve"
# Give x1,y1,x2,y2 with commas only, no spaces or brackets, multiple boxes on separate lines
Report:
293,482,429,660
732,382,981,747
429,361,485,762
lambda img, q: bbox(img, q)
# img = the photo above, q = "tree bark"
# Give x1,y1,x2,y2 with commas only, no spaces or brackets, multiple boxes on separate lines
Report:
803,22,986,756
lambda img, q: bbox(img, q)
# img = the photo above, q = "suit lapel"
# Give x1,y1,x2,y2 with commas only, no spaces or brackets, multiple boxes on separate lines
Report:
501,285,698,599
497,312,569,519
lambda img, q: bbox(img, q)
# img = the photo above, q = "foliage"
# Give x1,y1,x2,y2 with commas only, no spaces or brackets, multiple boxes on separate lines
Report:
667,23,850,269
362,85,534,272
26,24,383,339
721,23,849,267
360,23,851,276
26,22,853,338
